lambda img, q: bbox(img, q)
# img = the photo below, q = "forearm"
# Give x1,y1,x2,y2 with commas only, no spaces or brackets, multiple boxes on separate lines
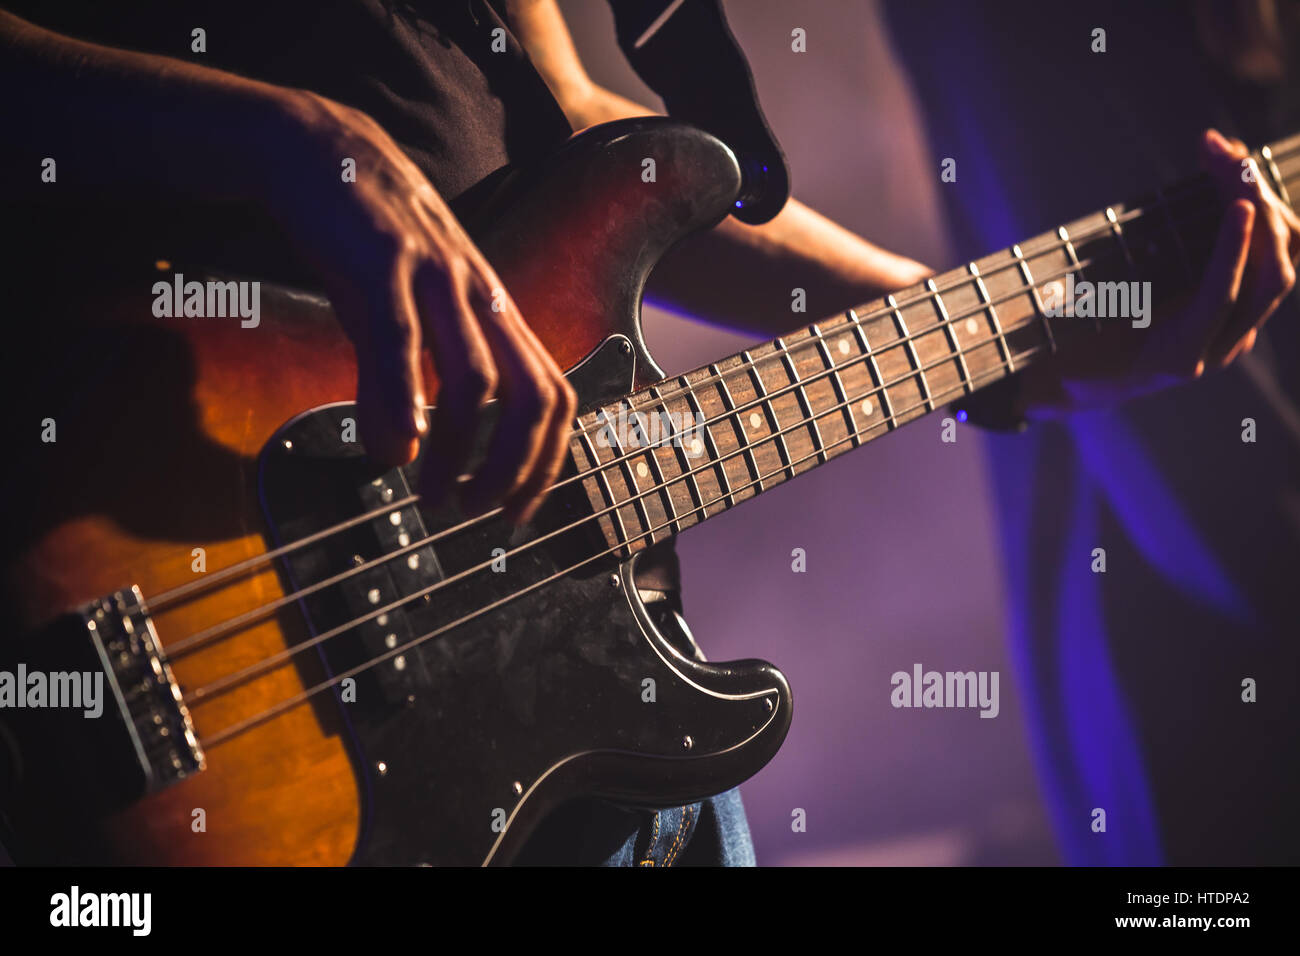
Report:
557,82,931,335
649,200,931,334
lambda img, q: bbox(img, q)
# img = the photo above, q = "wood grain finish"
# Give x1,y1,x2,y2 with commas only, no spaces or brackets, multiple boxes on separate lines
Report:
3,118,741,864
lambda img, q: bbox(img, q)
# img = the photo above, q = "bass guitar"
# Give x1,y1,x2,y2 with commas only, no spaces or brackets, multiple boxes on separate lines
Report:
2,117,1296,865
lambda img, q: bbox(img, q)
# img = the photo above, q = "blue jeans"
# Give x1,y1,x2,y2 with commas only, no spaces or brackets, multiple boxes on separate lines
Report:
514,588,756,865
514,788,756,866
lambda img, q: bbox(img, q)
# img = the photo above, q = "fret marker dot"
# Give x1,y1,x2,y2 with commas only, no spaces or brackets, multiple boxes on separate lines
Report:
389,512,402,526
838,339,851,356
749,412,762,429
636,461,650,479
367,588,381,604
965,317,979,335
688,438,704,456
861,398,874,416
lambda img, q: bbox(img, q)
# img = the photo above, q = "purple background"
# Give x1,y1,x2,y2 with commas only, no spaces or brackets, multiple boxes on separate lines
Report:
559,0,1059,865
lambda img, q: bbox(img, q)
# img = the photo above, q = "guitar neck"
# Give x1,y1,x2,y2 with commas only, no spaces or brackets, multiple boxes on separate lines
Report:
571,133,1300,557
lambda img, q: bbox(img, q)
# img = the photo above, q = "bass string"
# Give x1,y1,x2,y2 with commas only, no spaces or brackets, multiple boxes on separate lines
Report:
198,335,1056,749
607,154,1300,437
195,171,1300,745
175,238,1125,669
145,494,420,613
188,193,1236,710
172,198,1239,670
152,192,1235,638
141,145,1300,612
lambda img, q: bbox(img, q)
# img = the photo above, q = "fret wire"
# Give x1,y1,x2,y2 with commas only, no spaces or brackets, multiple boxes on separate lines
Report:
724,247,1121,463
535,201,1248,572
681,377,734,509
1105,206,1137,274
928,278,972,394
641,386,684,534
601,324,1054,533
603,404,658,546
656,383,710,520
714,362,767,492
589,259,1145,540
745,351,796,480
559,169,1300,546
579,204,1237,541
279,319,1060,717
1260,145,1292,207
612,198,1216,441
577,428,634,552
195,325,1059,750
777,337,828,464
758,342,1049,500
601,344,1054,575
1011,243,1057,354
583,203,1229,492
887,293,933,411
586,342,1054,570
811,323,860,446
968,262,1017,371
848,308,896,427
841,344,1046,450
1154,185,1195,283
593,209,1213,487
1055,225,1100,335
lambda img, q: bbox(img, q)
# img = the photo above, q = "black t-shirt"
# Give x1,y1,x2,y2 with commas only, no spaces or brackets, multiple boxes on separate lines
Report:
4,0,574,205
5,0,684,592
884,0,1300,865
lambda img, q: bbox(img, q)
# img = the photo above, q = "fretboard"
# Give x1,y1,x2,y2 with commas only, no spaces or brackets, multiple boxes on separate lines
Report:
571,133,1300,557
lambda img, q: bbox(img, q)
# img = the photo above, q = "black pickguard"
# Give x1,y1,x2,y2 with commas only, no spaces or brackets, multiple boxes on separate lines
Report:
258,335,791,865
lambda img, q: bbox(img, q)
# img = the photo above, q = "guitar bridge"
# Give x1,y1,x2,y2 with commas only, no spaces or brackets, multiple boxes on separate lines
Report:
82,586,206,793
2,586,205,810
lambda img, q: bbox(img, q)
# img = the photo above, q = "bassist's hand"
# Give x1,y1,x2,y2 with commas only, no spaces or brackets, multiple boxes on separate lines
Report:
0,12,576,525
1021,128,1300,416
270,92,577,525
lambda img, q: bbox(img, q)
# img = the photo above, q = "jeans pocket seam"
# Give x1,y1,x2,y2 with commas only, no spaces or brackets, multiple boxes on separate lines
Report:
663,804,695,867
